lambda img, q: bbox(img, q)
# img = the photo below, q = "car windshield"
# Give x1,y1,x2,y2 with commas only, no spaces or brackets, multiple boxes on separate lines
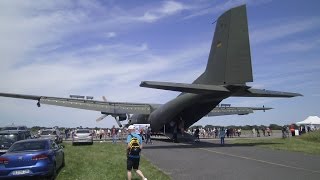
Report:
41,130,55,135
9,141,47,152
76,130,90,133
0,134,18,143
2,127,18,130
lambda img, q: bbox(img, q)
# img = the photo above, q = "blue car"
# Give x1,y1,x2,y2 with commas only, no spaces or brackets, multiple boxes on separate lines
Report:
0,139,64,179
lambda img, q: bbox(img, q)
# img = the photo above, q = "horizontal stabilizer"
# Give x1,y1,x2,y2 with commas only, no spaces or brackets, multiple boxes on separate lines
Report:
140,81,229,94
232,88,303,98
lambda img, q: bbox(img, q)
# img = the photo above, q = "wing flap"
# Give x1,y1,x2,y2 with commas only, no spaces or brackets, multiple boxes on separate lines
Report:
207,106,272,116
40,97,152,114
140,81,229,94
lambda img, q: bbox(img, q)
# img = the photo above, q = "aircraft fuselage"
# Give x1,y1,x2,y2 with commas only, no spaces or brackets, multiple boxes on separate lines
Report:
142,91,230,132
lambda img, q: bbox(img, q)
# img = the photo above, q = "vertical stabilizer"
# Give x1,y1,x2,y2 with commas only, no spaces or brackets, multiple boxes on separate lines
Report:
195,5,252,85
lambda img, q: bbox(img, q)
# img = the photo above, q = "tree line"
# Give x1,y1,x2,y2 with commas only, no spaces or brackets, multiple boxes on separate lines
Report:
189,124,292,130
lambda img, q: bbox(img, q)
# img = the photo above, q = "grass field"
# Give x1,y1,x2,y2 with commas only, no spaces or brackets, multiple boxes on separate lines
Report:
232,130,320,155
56,142,170,180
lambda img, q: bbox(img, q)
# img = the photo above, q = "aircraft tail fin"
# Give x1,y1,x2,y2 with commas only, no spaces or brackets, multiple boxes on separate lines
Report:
195,5,253,85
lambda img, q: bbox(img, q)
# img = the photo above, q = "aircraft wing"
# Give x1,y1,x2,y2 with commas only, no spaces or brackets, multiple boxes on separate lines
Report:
0,92,152,115
206,106,272,117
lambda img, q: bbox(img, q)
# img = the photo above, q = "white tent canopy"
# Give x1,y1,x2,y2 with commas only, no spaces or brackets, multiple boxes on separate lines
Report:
296,116,320,125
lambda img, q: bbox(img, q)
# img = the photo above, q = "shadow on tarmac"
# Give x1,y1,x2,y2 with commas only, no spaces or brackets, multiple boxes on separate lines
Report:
143,140,282,149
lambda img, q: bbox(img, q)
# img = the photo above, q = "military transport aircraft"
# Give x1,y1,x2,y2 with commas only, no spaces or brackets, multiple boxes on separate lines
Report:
0,5,301,139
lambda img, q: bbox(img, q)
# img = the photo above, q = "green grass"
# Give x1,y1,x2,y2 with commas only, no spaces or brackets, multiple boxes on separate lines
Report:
232,130,320,155
300,130,320,142
56,142,170,180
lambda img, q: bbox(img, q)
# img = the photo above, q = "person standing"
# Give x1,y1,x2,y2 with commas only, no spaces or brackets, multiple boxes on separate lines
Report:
145,126,152,144
111,125,118,144
126,125,147,180
194,128,200,142
219,127,226,146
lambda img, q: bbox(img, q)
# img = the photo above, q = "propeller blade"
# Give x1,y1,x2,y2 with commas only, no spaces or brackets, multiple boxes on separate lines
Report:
96,114,108,122
114,116,123,127
102,96,107,102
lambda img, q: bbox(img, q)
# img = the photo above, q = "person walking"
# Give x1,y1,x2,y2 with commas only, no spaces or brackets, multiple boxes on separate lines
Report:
126,125,147,180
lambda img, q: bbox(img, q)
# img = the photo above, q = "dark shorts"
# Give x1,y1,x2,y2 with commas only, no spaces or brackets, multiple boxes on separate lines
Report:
127,157,140,170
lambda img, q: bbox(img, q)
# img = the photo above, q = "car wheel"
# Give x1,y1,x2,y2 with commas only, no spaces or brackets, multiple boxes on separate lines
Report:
48,163,57,180
61,154,65,168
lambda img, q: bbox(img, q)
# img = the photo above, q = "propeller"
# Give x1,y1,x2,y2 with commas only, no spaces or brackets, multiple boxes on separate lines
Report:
114,116,123,127
96,114,108,122
96,96,108,122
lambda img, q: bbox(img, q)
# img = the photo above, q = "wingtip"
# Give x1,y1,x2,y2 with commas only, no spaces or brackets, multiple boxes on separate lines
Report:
140,81,147,87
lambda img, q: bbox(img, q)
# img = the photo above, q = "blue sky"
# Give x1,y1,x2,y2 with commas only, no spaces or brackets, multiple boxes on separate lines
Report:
0,0,319,128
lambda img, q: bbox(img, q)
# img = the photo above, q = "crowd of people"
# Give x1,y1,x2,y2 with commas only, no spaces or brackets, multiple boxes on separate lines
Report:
63,125,153,145
188,127,243,139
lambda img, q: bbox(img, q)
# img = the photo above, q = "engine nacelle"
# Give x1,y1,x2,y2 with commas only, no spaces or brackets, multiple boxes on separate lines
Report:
117,114,127,121
129,114,149,124
104,113,127,121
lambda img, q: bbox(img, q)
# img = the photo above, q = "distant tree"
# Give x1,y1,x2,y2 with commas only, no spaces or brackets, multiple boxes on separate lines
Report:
242,125,252,130
31,126,41,132
204,125,214,129
269,124,282,130
190,125,203,130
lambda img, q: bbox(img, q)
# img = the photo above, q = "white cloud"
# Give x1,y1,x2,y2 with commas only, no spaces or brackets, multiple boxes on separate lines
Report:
250,17,320,44
0,0,317,128
262,37,320,54
138,1,188,22
183,0,271,19
105,32,117,38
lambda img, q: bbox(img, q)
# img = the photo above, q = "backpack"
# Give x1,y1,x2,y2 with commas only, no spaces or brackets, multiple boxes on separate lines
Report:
128,134,141,156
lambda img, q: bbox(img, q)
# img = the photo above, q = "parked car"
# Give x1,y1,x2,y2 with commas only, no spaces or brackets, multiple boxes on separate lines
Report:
72,129,93,145
0,139,64,179
0,130,32,155
39,129,63,144
2,126,28,131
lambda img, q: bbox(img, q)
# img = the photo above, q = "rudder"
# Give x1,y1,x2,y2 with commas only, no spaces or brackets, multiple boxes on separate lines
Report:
195,5,252,85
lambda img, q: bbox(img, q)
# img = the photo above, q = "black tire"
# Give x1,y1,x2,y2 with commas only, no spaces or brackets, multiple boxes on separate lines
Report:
61,154,65,168
48,163,57,180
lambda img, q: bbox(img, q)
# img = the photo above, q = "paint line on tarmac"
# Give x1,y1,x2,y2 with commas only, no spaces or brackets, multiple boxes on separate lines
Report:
199,147,320,174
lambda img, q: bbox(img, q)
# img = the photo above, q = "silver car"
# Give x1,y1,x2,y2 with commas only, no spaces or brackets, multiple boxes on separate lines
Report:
72,129,93,145
39,129,63,144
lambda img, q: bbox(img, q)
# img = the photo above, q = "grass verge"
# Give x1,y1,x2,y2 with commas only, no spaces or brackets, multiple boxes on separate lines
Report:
56,142,170,180
232,130,320,155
